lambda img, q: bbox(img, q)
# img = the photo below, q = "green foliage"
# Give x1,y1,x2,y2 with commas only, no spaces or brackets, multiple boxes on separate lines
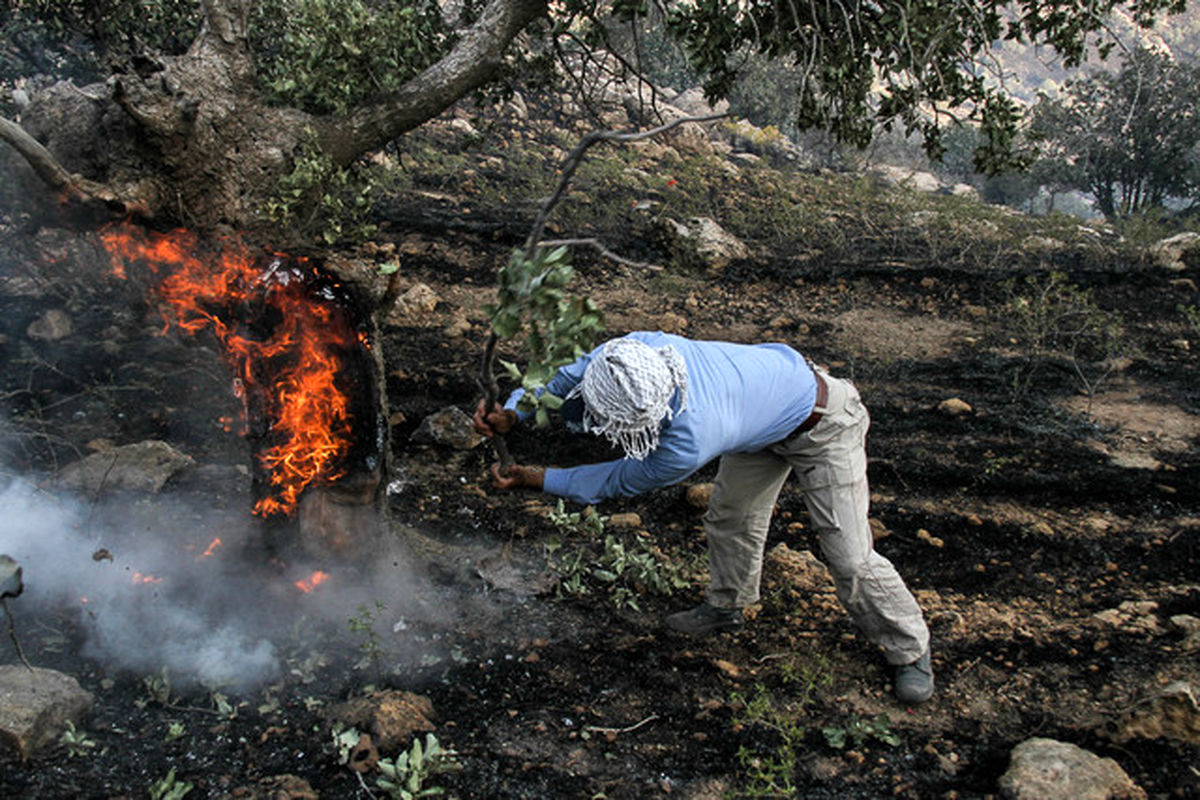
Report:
548,499,607,537
58,720,97,758
375,733,462,800
730,653,833,798
0,0,198,87
486,246,603,426
250,0,449,115
1029,45,1200,219
545,530,689,611
148,768,193,800
821,713,901,749
662,0,1188,171
262,130,382,245
1181,303,1200,337
138,667,174,709
348,601,387,673
1001,271,1129,401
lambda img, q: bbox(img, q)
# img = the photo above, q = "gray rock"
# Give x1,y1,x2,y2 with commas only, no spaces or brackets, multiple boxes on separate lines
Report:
411,406,483,450
57,440,194,493
654,216,749,273
1148,231,1200,272
26,309,72,341
0,665,94,761
999,738,1146,800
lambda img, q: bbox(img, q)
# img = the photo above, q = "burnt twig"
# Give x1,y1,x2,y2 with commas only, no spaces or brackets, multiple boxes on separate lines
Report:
1,598,33,672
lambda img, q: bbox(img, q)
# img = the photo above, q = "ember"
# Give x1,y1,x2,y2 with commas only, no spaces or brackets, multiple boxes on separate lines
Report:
295,570,331,593
99,224,374,518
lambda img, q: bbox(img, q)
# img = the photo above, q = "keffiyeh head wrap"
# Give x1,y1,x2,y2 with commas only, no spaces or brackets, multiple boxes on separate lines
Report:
567,337,689,460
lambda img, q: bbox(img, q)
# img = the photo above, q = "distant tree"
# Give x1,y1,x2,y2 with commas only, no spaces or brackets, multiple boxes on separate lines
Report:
1028,46,1200,218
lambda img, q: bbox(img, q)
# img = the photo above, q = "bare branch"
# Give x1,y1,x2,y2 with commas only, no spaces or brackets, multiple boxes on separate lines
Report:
538,238,663,271
0,115,148,217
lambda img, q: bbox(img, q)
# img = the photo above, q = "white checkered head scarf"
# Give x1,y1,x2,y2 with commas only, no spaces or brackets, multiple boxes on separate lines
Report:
567,337,688,460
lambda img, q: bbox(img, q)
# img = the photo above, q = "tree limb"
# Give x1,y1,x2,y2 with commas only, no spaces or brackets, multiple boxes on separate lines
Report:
324,0,548,164
0,115,148,217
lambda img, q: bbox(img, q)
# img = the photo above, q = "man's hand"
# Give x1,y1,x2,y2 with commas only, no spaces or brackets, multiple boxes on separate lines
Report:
490,463,545,491
474,399,517,437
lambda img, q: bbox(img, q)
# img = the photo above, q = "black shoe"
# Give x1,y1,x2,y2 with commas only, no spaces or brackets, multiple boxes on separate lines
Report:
665,602,744,635
894,649,934,705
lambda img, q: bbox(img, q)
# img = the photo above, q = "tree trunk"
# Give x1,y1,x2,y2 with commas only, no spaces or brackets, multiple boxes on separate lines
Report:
4,0,547,233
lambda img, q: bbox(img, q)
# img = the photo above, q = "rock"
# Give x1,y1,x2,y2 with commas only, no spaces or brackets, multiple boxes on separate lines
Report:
658,311,688,334
1112,681,1200,745
0,555,22,598
25,309,72,341
56,440,193,493
654,216,749,273
1148,231,1200,272
916,529,945,548
0,665,94,761
393,282,440,318
686,483,714,509
411,406,483,450
325,690,436,752
1170,338,1190,352
999,737,1146,800
218,774,319,800
869,164,943,194
1092,601,1161,634
948,183,980,200
937,398,973,417
607,512,642,530
763,543,835,595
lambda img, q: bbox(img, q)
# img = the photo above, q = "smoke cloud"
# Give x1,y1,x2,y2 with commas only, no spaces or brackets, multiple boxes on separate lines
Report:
0,475,439,692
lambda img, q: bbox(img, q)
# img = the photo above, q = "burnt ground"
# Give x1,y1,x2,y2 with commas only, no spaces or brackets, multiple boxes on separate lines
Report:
1,205,1199,800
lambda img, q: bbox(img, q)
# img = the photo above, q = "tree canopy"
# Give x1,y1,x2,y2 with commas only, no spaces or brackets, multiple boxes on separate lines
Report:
1029,45,1200,218
0,0,1190,230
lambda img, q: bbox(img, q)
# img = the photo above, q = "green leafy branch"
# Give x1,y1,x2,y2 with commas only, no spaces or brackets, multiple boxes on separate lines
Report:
480,113,725,469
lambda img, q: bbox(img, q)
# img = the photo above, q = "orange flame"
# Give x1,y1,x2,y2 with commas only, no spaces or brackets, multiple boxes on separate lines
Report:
294,570,331,593
132,572,164,585
200,538,223,558
99,224,360,517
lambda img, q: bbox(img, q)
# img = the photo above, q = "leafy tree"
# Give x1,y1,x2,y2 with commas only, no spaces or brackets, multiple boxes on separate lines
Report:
0,0,1191,231
1029,45,1200,218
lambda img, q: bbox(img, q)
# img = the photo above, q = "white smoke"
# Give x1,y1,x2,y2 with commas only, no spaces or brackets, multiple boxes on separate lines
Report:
0,477,280,689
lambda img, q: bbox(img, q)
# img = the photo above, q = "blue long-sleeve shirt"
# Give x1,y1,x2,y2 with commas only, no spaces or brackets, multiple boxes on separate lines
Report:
505,332,819,505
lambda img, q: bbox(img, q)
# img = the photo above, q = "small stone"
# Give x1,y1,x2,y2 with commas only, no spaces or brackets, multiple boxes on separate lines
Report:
686,483,714,509
916,529,945,548
411,406,483,450
325,690,435,752
937,398,972,417
26,309,72,341
1112,681,1200,744
1170,339,1190,352
713,659,740,679
607,512,642,530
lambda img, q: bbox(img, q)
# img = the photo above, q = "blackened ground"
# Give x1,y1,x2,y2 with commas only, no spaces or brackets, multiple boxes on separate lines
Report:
1,218,1199,799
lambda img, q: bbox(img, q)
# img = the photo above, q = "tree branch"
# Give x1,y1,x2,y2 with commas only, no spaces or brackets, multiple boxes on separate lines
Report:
324,0,547,164
0,115,148,217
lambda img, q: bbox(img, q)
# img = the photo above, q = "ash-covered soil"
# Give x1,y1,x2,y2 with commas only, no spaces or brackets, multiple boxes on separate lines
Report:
1,210,1198,800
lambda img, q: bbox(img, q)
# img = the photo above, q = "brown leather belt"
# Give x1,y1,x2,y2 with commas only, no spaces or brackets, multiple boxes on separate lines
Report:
791,370,828,436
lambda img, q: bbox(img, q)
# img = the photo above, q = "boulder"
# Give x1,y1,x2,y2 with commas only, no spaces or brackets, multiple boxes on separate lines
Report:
654,216,749,273
0,665,94,761
870,164,943,194
999,738,1145,800
57,440,193,493
1148,231,1200,272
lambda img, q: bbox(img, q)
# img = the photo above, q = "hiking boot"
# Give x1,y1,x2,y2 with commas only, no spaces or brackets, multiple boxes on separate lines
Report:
894,649,935,705
665,602,745,635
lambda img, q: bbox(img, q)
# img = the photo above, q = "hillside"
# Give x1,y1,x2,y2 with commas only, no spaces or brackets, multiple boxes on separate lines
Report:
1,87,1199,799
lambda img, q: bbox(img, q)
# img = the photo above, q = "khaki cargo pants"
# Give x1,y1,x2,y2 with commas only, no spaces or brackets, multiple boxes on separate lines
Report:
703,372,930,665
